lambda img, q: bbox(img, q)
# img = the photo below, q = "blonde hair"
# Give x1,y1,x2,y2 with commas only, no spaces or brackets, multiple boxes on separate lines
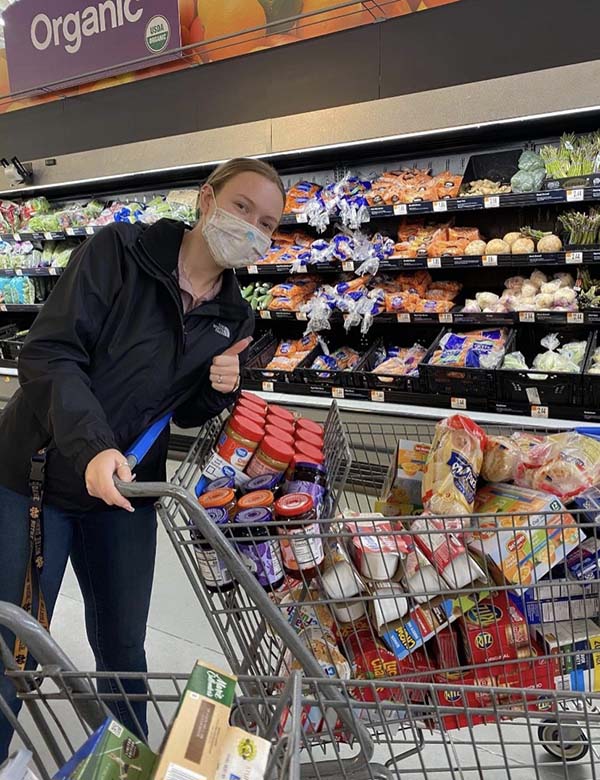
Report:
206,158,286,205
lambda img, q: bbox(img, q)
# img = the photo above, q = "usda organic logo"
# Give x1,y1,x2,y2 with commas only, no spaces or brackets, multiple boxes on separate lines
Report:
145,15,170,53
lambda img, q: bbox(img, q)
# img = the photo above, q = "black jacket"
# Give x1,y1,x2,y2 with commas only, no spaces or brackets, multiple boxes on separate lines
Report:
0,219,254,512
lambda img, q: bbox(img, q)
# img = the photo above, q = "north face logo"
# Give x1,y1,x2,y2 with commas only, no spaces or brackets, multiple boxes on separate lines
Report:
213,323,230,339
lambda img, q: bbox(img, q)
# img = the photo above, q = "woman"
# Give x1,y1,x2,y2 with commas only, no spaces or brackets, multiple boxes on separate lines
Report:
0,158,286,758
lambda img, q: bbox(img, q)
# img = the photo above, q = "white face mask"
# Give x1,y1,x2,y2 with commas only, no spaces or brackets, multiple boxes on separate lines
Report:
202,194,272,269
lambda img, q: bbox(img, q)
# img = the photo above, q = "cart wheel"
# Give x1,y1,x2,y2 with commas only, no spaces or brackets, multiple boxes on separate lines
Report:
538,720,589,762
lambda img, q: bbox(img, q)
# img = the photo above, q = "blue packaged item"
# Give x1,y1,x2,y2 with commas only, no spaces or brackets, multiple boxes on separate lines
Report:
573,485,600,529
244,473,283,494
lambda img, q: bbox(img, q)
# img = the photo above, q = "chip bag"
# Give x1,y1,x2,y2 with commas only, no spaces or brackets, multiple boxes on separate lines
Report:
421,415,487,524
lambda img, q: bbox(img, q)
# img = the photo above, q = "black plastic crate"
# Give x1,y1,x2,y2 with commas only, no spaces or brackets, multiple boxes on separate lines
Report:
0,337,25,361
355,329,442,394
497,327,593,407
294,334,371,389
582,330,600,411
242,333,319,385
421,327,509,399
0,324,17,341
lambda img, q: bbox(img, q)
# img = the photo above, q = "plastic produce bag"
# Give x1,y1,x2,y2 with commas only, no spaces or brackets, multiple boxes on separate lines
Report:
511,168,545,194
517,150,545,173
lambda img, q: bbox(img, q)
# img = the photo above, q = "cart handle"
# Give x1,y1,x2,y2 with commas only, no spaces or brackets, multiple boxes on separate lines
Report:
575,426,600,438
125,412,173,468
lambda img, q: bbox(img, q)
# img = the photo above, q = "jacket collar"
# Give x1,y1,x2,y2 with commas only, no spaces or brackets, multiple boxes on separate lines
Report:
136,218,251,323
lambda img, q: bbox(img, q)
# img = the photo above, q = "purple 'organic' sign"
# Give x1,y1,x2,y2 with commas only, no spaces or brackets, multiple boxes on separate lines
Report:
3,0,182,94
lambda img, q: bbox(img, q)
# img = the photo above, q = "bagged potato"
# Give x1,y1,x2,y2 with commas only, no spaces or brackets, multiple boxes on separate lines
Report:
421,415,487,525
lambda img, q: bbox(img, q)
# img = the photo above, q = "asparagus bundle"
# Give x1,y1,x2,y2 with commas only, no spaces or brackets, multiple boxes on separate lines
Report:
558,208,600,245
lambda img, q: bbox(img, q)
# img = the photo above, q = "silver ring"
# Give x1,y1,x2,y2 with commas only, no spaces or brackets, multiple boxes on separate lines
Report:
119,461,129,469
217,375,223,385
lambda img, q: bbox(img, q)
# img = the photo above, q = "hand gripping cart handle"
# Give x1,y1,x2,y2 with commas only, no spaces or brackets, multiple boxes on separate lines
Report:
115,413,389,780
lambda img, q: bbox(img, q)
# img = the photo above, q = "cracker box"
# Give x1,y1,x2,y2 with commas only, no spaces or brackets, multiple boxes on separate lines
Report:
537,619,600,692
377,440,430,513
54,719,156,780
464,484,584,592
153,661,237,780
459,594,530,672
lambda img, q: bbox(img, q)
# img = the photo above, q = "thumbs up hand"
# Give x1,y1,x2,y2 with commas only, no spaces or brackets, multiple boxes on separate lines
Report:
210,336,252,393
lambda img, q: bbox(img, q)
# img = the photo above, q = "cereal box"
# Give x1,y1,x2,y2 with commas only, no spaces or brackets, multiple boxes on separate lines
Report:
464,484,584,592
537,619,600,693
377,440,430,513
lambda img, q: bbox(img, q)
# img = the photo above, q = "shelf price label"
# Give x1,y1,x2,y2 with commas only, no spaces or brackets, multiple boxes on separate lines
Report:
342,261,355,272
295,265,308,274
295,213,308,224
482,255,498,266
246,265,258,275
566,251,583,265
566,188,584,202
12,233,21,242
48,268,58,276
439,313,453,324
567,312,584,324
332,387,345,399
519,311,535,323
451,397,467,410
0,304,6,312
531,405,549,419
427,257,441,269
396,313,411,323
44,232,55,241
393,204,408,216
66,228,75,236
295,311,308,321
14,269,23,276
432,200,448,213
261,381,274,393
86,226,95,235
259,310,271,319
484,196,500,209
370,390,385,403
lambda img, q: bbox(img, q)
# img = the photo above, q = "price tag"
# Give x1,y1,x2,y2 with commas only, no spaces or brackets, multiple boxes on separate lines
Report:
296,213,308,224
44,232,54,240
531,405,549,419
295,265,307,274
12,233,21,242
393,204,408,216
482,255,498,266
566,188,584,202
427,257,441,269
396,313,411,323
342,261,355,272
566,251,583,264
261,381,274,393
86,226,95,235
433,200,448,213
295,311,308,321
49,268,58,276
0,304,6,312
66,228,75,236
519,311,535,323
567,312,584,324
246,265,259,275
451,397,467,410
370,390,385,403
332,387,345,399
259,310,271,319
439,313,454,324
484,196,500,209
15,269,23,276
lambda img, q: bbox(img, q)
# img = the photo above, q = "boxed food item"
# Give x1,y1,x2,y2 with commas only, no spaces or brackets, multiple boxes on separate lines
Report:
346,520,412,581
459,594,530,672
55,719,156,780
510,580,599,625
377,440,431,512
153,662,237,780
465,483,584,591
573,485,600,529
558,537,600,589
537,619,600,692
403,546,447,604
215,727,271,780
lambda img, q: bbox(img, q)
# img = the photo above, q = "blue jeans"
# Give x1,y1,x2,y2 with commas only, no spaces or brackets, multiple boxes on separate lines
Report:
0,485,157,760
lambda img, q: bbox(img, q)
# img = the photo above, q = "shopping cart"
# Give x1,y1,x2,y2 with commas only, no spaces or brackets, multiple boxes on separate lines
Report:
110,407,600,778
0,603,306,780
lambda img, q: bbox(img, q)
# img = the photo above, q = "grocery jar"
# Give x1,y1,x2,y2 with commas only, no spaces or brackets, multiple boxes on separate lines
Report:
275,493,323,580
246,436,294,479
231,405,265,427
234,507,284,590
267,404,295,426
294,428,324,450
216,414,264,470
242,473,283,496
295,418,324,438
294,441,324,466
207,475,236,492
235,397,267,418
264,424,294,447
285,462,328,516
265,413,295,437
236,490,275,512
199,487,238,519
241,390,268,410
192,507,234,593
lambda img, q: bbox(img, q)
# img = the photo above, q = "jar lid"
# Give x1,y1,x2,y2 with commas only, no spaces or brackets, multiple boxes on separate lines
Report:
264,424,294,446
236,398,267,418
199,487,236,509
265,414,295,434
288,454,323,471
295,429,323,449
237,490,275,510
260,435,295,463
294,441,324,464
209,476,235,491
267,404,295,424
244,473,283,493
296,418,324,436
233,405,265,427
275,493,315,517
229,413,264,443
205,507,229,526
241,391,268,409
236,507,272,525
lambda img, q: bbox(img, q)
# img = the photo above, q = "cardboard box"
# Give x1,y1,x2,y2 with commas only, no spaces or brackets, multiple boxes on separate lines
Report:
378,440,430,512
509,581,599,625
459,594,530,672
215,727,271,780
153,662,237,780
538,619,600,692
560,537,600,589
573,486,600,528
465,484,584,592
54,718,156,780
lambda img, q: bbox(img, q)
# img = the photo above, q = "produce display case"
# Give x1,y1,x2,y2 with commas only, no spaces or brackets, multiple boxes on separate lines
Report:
354,330,440,395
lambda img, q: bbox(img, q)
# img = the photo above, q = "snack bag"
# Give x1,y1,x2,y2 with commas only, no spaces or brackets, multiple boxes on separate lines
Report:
421,415,487,522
